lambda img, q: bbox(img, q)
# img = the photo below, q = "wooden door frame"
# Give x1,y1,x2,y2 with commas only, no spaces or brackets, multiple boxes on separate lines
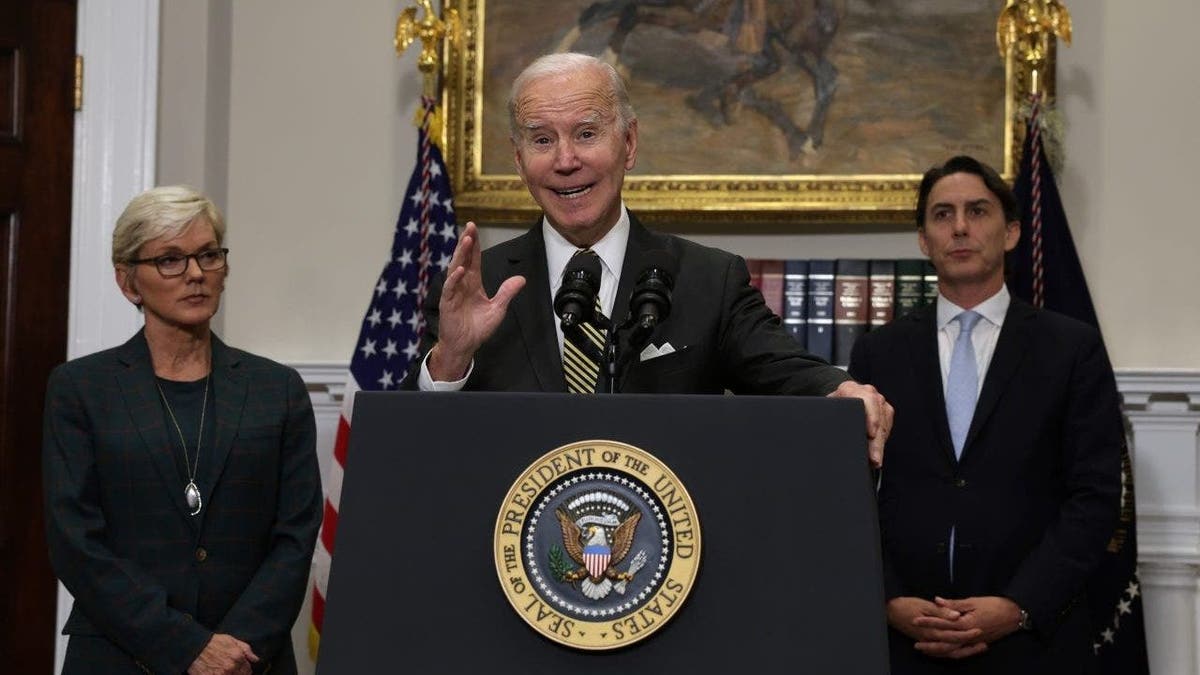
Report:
55,0,158,669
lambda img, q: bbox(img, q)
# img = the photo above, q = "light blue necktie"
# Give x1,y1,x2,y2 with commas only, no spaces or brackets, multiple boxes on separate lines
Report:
946,310,982,459
946,310,982,580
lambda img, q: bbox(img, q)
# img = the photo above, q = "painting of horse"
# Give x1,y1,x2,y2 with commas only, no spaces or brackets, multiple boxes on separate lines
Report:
478,0,1006,181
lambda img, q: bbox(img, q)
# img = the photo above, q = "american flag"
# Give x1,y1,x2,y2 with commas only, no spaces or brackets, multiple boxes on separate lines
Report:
307,97,458,660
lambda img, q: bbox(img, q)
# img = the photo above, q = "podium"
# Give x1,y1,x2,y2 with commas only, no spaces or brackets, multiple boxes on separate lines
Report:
317,392,888,673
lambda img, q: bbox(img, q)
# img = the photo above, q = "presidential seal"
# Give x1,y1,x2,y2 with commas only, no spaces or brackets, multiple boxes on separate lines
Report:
494,440,701,650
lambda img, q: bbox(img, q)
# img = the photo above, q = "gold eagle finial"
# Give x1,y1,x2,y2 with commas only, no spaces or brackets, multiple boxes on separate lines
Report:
997,0,1072,96
395,0,463,99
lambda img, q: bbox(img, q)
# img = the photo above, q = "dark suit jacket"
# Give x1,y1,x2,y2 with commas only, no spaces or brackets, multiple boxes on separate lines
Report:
405,215,847,395
43,330,323,674
848,300,1121,674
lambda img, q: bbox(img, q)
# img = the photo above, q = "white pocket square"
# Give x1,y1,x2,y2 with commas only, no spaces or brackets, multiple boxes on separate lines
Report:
639,342,678,362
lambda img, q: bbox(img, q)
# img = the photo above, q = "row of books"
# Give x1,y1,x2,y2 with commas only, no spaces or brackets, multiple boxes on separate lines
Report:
747,259,939,366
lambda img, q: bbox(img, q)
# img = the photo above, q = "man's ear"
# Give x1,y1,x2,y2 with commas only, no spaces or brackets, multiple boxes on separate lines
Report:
623,118,638,171
917,227,930,258
1004,220,1021,252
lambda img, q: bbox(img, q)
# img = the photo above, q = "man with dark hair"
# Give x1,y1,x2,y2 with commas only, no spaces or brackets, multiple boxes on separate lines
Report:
914,155,1019,229
403,52,892,467
849,155,1121,673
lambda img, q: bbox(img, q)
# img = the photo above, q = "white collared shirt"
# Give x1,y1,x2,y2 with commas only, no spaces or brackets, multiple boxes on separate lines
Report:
543,206,629,356
935,285,1011,396
418,205,631,390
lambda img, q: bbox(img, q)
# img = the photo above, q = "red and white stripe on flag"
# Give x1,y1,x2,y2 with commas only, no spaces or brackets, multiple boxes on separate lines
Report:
308,379,359,660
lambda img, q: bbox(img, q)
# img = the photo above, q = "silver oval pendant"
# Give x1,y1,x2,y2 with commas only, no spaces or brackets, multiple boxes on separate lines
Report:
185,481,202,516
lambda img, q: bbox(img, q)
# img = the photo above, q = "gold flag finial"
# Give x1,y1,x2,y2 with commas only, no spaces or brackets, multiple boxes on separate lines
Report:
997,0,1072,97
395,0,462,101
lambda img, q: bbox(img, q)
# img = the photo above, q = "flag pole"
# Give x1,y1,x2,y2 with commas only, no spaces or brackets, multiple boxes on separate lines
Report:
997,0,1073,307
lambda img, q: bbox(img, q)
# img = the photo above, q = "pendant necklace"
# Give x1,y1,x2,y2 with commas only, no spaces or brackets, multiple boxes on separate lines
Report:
157,374,209,516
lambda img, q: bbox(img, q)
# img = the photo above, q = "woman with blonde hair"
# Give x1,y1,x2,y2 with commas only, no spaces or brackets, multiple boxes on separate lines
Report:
43,186,322,674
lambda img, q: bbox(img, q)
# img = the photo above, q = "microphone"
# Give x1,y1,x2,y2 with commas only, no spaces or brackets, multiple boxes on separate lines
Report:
554,251,601,330
628,250,677,347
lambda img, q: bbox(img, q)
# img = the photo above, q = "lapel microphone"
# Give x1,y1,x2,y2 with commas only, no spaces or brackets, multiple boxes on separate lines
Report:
628,249,677,349
554,250,602,330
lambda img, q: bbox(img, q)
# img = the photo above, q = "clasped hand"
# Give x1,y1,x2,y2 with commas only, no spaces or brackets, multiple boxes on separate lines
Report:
887,595,1022,660
188,633,259,675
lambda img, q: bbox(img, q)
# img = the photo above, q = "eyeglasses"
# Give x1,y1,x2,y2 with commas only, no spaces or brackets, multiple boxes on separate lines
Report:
127,248,229,277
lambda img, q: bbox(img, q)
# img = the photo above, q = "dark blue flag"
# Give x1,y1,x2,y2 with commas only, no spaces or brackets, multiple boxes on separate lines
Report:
1011,100,1149,673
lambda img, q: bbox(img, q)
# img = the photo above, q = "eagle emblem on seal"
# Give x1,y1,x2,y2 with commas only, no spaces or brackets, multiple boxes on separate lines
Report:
550,490,648,600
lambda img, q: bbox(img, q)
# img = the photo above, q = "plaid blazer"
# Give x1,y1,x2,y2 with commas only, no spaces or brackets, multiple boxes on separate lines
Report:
43,330,322,674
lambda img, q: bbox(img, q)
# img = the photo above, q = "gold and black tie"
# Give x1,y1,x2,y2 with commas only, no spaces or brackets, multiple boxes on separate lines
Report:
562,254,606,394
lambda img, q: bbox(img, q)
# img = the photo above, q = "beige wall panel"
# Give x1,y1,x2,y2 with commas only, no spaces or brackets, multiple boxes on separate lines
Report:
221,0,421,363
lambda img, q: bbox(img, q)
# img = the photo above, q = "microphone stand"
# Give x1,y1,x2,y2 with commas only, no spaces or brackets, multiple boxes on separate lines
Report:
600,316,647,395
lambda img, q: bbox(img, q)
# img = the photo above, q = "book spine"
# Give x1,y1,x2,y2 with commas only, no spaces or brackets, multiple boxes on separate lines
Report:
894,259,926,318
760,259,785,317
805,260,835,362
923,260,939,306
869,259,896,328
783,259,808,348
833,259,869,367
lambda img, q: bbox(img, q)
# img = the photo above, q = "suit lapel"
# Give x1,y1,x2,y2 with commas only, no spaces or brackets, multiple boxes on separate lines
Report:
505,225,567,391
908,308,958,466
201,335,247,509
961,301,1035,459
114,330,199,530
613,216,655,329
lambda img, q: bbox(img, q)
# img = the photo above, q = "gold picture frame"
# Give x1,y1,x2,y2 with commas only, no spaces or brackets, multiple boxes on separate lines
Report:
441,0,1049,226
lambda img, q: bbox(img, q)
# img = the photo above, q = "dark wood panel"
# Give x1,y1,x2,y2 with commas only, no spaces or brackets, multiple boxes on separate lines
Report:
0,0,76,672
0,48,17,141
0,214,13,491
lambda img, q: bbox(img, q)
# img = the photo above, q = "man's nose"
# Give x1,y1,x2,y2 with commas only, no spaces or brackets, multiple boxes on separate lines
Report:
553,140,581,171
951,211,969,235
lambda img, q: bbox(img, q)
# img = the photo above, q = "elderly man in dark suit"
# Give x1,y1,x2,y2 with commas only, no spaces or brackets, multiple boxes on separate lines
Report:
43,186,322,675
849,156,1121,673
404,52,891,466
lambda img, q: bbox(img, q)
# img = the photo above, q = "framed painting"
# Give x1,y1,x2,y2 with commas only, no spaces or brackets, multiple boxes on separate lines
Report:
440,0,1046,225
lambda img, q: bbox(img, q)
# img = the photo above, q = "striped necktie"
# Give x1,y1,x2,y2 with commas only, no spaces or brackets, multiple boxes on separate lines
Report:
562,251,606,394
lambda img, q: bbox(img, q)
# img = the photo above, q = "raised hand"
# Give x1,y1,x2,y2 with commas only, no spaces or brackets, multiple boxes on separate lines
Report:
428,221,526,380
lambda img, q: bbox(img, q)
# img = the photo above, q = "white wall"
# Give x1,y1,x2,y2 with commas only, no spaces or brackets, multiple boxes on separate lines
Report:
1056,1,1200,369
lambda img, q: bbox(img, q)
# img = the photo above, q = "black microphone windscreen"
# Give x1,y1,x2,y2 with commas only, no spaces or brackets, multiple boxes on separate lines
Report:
640,250,678,285
564,251,602,291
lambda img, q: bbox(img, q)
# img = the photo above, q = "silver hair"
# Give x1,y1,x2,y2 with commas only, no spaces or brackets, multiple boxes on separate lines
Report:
507,52,636,141
111,186,225,266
